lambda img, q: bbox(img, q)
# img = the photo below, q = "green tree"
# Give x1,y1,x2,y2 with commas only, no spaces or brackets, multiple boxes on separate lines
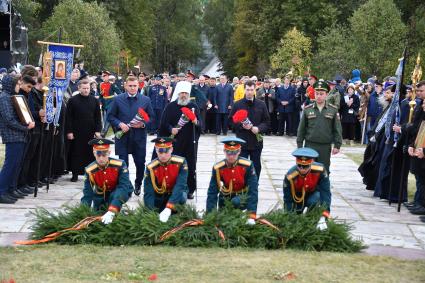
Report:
270,27,312,77
349,0,407,77
313,25,355,79
102,0,155,64
203,0,237,75
150,0,204,73
41,0,121,73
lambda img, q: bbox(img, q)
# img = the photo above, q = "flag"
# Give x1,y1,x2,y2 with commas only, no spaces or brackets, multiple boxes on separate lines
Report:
384,51,405,146
45,44,74,126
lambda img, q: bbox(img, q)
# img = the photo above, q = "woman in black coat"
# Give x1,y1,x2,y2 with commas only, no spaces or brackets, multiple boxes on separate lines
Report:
340,84,360,145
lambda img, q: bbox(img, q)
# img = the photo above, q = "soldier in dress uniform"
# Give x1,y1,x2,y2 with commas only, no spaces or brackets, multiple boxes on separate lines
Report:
297,79,342,173
283,147,331,230
99,70,117,136
144,137,188,223
206,137,258,225
81,138,134,225
147,75,168,134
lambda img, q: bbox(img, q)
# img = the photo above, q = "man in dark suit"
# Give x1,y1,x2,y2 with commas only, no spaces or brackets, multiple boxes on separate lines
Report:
214,74,233,135
107,76,154,196
276,76,296,136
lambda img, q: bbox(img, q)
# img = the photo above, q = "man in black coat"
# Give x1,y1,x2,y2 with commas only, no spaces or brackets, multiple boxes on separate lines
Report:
65,79,102,181
158,81,201,199
229,80,270,178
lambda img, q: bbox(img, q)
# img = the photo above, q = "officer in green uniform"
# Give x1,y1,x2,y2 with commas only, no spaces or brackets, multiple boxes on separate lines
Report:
326,80,341,110
297,79,342,173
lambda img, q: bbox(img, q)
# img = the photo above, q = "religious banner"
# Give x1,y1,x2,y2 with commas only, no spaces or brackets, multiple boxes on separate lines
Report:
46,44,74,126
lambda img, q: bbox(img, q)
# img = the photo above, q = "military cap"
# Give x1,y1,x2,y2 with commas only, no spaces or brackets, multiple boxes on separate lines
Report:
177,72,186,78
186,71,196,79
221,137,246,151
292,147,319,165
151,137,174,148
88,138,114,151
154,74,163,80
327,80,337,85
313,79,329,92
203,74,210,79
102,70,111,75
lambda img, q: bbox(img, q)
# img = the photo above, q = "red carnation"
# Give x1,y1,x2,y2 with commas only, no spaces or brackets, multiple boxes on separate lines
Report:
181,107,196,121
148,274,158,281
137,107,150,122
232,109,248,123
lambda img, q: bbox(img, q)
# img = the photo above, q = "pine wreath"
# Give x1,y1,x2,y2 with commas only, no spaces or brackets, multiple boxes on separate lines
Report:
25,203,364,252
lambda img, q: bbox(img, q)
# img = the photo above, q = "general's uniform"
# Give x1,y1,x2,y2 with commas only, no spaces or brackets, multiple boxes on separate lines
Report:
144,155,188,211
206,138,258,220
147,81,168,133
297,80,342,173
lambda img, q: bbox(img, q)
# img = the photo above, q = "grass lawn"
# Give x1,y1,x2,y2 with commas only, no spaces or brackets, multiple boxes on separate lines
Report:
345,152,416,200
1,245,424,282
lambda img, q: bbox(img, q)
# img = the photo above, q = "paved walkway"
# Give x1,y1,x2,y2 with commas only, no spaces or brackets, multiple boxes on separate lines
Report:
1,135,424,259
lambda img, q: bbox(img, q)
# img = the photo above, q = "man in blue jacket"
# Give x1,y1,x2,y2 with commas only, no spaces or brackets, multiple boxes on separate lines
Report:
214,74,233,135
107,76,154,196
276,76,296,136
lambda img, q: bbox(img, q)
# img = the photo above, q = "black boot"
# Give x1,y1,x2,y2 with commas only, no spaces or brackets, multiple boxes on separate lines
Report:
134,183,141,196
70,174,78,182
0,194,16,204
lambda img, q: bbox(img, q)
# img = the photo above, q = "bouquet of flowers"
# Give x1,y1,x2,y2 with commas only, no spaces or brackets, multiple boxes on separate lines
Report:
171,107,196,138
115,108,150,139
232,109,263,141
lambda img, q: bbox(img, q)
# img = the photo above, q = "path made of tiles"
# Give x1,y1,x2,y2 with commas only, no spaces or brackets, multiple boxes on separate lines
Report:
1,134,424,260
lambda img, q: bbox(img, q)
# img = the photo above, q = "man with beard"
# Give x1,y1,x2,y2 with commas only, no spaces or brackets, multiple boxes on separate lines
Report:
372,83,408,202
359,82,398,192
158,81,201,199
66,79,102,182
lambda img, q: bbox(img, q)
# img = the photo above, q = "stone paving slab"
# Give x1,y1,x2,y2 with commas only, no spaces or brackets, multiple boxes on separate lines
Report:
1,134,425,259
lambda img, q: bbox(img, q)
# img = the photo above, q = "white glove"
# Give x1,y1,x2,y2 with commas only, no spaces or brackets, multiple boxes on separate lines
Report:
159,208,172,223
316,216,328,231
246,218,256,225
101,211,115,225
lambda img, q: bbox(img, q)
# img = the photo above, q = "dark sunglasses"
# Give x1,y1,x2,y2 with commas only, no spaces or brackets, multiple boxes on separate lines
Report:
297,164,311,170
225,150,239,156
157,148,171,154
95,151,109,157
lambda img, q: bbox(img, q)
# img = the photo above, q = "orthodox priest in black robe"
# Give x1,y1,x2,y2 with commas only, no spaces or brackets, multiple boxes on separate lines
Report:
65,79,102,181
158,81,201,199
359,83,407,202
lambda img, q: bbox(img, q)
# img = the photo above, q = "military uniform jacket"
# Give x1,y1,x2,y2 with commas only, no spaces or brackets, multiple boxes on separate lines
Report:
143,155,188,209
283,162,331,210
147,84,168,110
297,101,342,148
81,158,133,212
206,157,258,213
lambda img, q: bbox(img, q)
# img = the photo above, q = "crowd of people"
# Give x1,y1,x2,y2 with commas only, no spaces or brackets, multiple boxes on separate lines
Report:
0,64,423,221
